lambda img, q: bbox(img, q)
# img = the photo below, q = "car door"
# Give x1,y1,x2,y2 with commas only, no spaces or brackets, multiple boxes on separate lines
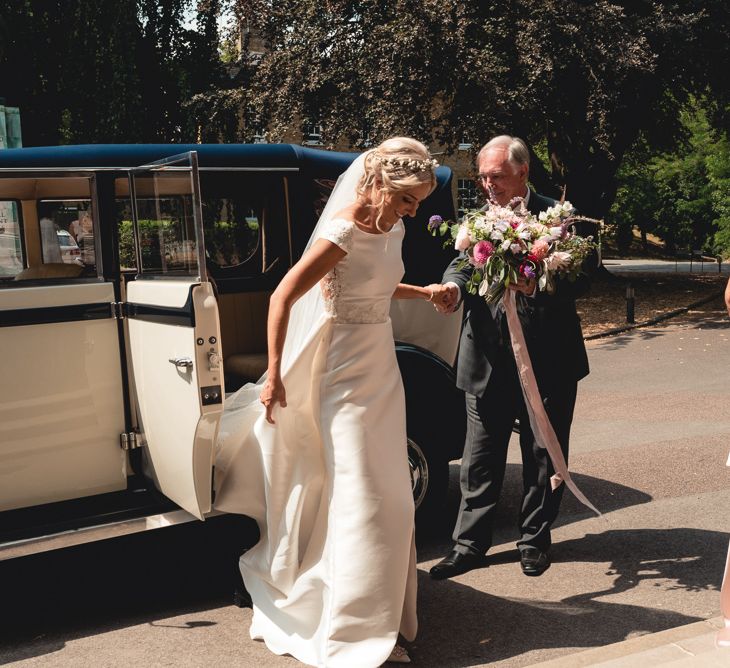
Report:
125,151,223,520
0,173,127,512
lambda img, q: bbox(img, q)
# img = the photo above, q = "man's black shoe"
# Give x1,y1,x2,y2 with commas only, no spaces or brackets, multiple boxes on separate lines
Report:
429,550,488,580
520,547,550,576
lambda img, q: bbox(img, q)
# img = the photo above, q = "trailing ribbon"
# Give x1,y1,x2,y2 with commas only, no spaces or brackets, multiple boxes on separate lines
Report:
717,453,730,647
718,538,730,647
502,289,600,516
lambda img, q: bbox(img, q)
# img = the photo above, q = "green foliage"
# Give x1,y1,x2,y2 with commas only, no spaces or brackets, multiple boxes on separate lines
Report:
0,0,227,145
118,220,136,269
707,134,730,256
118,215,261,269
219,0,730,218
608,99,730,257
3,0,730,243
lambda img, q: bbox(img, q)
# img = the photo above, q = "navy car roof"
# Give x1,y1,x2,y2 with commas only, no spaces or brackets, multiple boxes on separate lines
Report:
0,143,356,173
0,143,451,184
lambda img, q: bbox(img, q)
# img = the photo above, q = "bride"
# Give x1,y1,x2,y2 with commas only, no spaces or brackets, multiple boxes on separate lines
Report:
214,137,448,667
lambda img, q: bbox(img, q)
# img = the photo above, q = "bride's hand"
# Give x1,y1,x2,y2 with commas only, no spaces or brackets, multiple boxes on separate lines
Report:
260,375,287,424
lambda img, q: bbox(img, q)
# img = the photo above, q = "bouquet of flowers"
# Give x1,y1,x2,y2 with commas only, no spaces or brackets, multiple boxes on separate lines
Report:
428,198,597,304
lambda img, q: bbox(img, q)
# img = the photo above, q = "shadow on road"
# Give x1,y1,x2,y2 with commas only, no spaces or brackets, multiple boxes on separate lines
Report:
415,527,728,667
417,462,652,560
0,447,714,668
587,299,728,350
0,515,255,663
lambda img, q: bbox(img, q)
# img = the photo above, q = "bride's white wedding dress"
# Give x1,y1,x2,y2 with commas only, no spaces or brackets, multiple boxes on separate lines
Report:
214,216,417,668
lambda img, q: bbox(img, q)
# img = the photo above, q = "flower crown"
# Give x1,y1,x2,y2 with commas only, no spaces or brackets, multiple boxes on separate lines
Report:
374,154,439,175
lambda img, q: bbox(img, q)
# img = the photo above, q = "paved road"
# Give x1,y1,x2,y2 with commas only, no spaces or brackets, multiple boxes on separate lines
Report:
603,257,730,274
1,298,729,667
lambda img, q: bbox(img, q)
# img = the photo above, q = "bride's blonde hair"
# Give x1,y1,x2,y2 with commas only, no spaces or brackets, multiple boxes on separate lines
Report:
358,137,438,231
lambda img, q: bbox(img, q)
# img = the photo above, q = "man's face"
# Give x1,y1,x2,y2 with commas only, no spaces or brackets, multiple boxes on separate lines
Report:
477,147,528,206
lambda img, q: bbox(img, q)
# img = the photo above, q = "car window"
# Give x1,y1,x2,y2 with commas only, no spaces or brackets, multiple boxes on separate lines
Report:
200,172,289,279
115,193,198,275
115,172,288,279
0,201,24,278
57,231,77,247
38,199,96,272
202,196,261,270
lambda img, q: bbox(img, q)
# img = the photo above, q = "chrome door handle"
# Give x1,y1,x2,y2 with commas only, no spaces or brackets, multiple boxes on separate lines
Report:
168,356,193,369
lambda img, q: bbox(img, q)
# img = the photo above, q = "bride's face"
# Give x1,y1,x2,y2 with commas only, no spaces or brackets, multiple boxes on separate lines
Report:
378,181,432,224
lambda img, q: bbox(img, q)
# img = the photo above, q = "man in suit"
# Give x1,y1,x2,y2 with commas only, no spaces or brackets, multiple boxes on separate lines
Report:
430,135,593,579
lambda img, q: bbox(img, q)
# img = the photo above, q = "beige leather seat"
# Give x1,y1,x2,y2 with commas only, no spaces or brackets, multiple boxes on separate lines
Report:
217,291,271,389
224,352,268,386
14,263,84,281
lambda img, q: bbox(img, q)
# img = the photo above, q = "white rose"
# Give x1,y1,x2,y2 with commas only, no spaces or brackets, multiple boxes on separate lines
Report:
501,239,512,252
549,225,564,239
494,220,510,233
455,225,472,251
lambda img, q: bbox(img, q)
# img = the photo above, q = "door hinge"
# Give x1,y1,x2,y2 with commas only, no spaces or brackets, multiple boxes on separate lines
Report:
110,301,127,319
120,431,144,451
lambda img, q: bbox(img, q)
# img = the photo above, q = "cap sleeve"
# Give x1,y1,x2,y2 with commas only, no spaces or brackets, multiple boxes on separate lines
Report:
319,218,356,253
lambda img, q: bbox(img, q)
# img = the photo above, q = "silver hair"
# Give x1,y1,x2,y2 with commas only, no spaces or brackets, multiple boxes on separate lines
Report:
477,135,530,172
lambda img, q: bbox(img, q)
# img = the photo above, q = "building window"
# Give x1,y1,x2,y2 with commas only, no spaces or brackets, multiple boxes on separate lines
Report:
457,179,479,216
303,122,322,145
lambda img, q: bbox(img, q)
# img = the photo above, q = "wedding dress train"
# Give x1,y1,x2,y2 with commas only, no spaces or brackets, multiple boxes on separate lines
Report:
214,217,417,668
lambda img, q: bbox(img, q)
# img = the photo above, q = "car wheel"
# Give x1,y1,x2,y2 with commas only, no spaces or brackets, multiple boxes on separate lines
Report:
407,435,449,530
407,437,429,510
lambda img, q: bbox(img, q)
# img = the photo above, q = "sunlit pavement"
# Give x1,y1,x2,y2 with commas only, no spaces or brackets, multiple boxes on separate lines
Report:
603,258,730,274
1,299,728,667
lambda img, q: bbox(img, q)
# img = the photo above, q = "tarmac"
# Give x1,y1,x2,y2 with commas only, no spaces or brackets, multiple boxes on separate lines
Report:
0,275,728,667
602,258,730,275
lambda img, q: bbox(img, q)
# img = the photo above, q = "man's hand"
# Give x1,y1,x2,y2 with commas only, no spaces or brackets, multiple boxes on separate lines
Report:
427,283,460,313
509,276,536,297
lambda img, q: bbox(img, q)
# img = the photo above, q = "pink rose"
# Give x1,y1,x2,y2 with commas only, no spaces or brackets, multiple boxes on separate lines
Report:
472,240,495,267
531,239,550,261
455,225,472,252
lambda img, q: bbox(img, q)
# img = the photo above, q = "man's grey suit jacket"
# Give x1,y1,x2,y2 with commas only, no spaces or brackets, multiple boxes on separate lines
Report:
443,190,591,398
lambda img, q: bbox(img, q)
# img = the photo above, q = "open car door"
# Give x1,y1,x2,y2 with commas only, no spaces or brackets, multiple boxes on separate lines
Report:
125,151,223,520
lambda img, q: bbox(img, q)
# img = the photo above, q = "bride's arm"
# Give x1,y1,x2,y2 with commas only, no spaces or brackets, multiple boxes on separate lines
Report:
393,282,458,308
393,283,436,301
260,239,345,423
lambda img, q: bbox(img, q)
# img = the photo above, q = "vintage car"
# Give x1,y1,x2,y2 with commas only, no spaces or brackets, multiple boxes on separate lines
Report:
0,143,466,561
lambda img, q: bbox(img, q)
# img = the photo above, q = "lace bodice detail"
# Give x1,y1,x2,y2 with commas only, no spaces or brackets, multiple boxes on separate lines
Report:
319,218,405,324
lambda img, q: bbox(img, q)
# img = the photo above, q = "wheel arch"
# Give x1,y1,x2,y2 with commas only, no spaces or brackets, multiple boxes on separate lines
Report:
395,342,465,463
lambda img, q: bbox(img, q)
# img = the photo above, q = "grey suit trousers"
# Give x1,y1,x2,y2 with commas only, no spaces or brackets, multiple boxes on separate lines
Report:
453,345,577,555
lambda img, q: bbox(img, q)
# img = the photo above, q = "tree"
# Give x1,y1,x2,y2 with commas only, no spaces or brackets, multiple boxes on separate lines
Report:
0,1,70,146
608,98,730,257
217,0,730,218
707,130,730,256
0,0,223,145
